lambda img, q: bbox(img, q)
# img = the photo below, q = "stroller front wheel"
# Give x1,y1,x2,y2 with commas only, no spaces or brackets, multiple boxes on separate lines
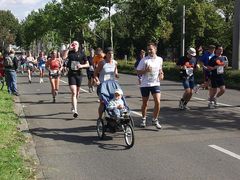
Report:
123,124,134,148
97,118,105,139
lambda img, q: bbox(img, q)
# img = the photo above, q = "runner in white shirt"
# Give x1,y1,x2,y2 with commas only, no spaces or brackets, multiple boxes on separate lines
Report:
136,42,164,129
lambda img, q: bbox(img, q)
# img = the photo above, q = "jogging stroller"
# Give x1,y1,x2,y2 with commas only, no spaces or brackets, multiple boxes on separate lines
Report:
96,80,135,148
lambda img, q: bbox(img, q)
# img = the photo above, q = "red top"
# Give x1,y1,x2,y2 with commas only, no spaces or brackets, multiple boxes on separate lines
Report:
46,58,61,70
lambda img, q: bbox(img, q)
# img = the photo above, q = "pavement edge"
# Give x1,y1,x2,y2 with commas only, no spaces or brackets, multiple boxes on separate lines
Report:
14,96,45,179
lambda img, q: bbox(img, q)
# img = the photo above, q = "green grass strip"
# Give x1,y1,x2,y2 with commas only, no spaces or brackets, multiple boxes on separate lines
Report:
0,89,33,180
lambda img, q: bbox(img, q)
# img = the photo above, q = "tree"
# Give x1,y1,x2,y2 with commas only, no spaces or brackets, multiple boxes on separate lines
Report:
0,10,19,51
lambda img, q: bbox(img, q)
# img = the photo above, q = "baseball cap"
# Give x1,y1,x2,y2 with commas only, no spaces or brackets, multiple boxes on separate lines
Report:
187,48,196,56
115,89,123,95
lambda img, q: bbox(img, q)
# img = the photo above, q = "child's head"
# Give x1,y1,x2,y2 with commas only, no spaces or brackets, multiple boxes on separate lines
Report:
114,89,123,99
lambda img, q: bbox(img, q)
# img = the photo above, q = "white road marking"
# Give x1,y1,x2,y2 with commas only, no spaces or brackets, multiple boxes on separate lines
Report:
131,111,142,117
60,79,88,93
209,145,240,160
193,97,233,107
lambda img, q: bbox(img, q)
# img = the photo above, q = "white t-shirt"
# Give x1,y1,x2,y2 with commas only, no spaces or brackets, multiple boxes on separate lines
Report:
136,55,163,87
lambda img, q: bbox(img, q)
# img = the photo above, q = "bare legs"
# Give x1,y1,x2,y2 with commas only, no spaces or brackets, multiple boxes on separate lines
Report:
69,85,80,112
49,77,60,102
141,92,161,120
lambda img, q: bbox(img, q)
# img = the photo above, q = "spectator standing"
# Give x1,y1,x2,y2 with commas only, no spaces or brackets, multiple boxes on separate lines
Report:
136,43,163,129
207,45,228,108
4,49,19,96
176,47,198,110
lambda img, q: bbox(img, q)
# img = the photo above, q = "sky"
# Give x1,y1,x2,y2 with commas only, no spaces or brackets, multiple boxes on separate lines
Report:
0,0,55,21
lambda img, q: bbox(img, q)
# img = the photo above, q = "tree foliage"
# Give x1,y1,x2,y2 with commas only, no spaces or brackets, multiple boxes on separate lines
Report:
2,0,234,60
0,10,20,51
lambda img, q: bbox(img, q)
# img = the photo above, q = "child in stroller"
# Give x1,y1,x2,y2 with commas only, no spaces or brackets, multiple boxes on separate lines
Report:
107,88,126,121
96,80,134,148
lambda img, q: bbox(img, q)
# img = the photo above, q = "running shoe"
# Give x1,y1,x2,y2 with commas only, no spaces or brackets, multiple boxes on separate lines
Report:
213,97,218,107
208,101,215,109
52,97,56,103
55,90,58,96
73,112,78,118
152,119,162,129
140,118,146,128
179,99,185,110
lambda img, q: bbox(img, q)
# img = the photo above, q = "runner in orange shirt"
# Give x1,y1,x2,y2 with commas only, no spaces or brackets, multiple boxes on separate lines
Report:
93,48,105,68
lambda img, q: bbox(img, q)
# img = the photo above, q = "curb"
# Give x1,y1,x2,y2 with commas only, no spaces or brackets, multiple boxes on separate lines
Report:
14,96,45,179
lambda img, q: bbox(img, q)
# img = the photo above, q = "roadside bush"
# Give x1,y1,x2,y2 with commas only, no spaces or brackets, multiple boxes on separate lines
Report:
117,60,240,90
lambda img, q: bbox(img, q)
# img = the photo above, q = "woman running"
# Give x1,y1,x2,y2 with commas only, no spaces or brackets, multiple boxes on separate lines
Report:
66,41,89,118
94,47,119,120
46,50,62,103
26,51,36,84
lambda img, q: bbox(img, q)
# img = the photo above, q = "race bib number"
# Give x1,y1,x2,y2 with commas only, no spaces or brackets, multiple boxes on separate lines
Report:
28,62,34,67
103,74,111,81
71,61,80,70
186,68,193,76
217,66,224,74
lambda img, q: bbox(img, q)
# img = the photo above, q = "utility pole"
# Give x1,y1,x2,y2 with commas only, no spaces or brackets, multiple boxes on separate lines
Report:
232,0,240,70
109,0,113,49
181,5,185,56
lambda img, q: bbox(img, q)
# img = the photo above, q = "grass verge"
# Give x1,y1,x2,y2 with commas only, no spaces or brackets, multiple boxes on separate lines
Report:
0,89,33,179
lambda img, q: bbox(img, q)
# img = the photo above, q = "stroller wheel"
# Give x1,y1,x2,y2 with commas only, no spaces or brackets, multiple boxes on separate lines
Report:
123,124,134,148
97,118,105,139
129,115,135,128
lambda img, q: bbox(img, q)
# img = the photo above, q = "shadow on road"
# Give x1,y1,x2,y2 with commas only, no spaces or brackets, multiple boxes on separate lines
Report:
29,126,131,151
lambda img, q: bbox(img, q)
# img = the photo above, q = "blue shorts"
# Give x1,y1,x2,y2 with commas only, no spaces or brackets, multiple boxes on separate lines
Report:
140,86,161,97
182,76,194,89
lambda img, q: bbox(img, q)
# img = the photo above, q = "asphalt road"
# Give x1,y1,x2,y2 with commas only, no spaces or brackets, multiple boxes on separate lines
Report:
16,72,240,180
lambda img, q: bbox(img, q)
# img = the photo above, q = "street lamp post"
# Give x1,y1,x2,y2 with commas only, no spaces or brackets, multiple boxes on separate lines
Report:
232,0,240,70
108,0,113,49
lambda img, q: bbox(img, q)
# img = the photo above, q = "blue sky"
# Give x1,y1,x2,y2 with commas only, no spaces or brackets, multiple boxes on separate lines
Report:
0,0,54,21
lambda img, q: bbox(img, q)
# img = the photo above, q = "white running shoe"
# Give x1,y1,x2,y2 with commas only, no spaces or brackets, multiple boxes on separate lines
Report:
140,118,146,128
208,101,215,109
152,119,162,129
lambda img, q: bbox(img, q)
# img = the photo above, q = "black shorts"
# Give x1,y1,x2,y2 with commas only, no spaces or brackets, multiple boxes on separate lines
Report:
68,75,82,87
49,72,60,79
210,77,225,88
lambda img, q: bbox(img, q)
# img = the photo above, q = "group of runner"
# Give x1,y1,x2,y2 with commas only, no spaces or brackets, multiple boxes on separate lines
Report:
0,41,229,128
176,45,228,110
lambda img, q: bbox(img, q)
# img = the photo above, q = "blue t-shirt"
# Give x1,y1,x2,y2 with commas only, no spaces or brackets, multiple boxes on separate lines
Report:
198,51,215,66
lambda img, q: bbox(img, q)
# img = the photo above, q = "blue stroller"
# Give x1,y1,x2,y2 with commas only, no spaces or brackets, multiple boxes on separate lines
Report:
96,80,134,148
